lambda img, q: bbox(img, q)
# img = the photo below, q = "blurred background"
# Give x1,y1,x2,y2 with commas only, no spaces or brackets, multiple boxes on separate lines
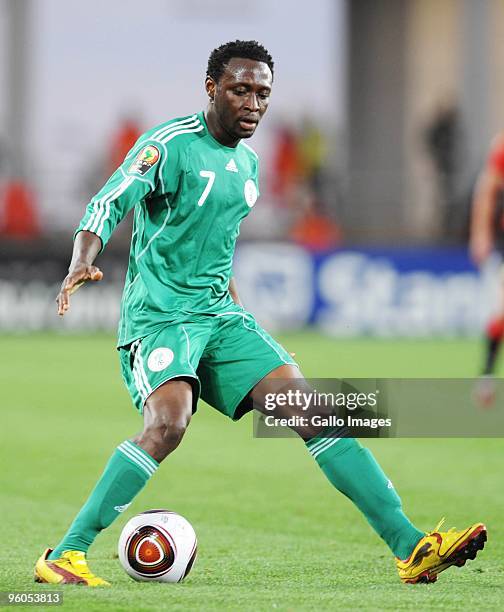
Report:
1,0,503,337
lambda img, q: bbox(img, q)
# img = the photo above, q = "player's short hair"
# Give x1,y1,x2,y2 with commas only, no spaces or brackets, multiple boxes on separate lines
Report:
207,40,274,82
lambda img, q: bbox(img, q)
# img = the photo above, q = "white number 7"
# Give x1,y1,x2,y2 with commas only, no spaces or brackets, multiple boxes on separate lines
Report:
198,170,216,206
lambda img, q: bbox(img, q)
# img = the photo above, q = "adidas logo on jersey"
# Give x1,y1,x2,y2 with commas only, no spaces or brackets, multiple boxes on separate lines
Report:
225,159,238,172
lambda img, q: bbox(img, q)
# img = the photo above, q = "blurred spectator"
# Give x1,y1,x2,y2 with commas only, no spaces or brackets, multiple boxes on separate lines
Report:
0,179,40,239
290,189,341,252
270,124,303,200
424,99,463,236
107,115,142,176
269,117,341,248
299,117,327,201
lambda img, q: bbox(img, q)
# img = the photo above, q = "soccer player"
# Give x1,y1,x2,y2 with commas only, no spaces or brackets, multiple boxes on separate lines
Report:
470,133,504,403
35,40,486,587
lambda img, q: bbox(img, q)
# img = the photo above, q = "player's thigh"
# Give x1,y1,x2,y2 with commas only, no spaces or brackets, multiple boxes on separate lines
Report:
251,363,307,411
197,312,297,420
119,320,211,415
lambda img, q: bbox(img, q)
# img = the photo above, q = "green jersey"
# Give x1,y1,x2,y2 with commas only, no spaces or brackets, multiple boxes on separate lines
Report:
76,112,260,347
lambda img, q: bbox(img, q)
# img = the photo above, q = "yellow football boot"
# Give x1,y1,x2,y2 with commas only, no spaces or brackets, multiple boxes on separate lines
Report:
396,519,487,584
34,549,110,587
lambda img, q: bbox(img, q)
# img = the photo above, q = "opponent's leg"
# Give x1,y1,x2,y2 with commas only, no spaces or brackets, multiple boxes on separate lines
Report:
475,277,504,406
35,379,192,586
483,316,504,374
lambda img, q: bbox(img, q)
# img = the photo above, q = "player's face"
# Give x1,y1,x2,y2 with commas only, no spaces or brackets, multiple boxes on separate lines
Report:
206,58,273,142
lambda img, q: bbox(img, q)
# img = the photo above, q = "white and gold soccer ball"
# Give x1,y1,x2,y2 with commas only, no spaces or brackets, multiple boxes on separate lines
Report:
118,510,197,582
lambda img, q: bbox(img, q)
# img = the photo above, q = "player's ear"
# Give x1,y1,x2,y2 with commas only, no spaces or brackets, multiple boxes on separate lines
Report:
205,77,216,103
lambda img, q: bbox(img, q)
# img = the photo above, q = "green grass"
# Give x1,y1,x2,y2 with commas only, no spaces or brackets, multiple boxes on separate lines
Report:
1,333,503,610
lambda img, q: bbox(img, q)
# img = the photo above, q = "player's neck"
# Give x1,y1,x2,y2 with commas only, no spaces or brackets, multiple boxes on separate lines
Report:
204,107,240,148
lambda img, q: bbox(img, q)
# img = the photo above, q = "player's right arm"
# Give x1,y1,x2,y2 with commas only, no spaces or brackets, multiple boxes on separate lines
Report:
470,134,504,266
56,139,165,316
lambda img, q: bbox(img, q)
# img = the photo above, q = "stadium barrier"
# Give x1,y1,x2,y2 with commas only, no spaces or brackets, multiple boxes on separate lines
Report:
0,243,497,335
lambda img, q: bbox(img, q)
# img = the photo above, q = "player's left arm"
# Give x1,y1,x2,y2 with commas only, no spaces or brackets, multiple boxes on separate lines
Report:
228,276,243,307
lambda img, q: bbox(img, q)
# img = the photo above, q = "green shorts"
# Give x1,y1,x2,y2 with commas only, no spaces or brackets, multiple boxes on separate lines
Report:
118,310,297,420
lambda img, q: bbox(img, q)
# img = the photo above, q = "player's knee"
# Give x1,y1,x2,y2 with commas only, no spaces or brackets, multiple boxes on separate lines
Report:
140,420,188,461
159,415,190,448
140,405,192,461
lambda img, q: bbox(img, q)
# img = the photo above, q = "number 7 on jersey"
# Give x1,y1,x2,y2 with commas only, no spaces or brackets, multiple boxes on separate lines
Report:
198,170,216,206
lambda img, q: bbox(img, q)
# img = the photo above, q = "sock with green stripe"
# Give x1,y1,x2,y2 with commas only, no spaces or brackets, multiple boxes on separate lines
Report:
307,434,423,560
48,440,158,560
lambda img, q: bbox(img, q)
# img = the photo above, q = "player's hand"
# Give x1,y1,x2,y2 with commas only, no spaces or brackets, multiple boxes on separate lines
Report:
56,264,103,316
469,234,492,267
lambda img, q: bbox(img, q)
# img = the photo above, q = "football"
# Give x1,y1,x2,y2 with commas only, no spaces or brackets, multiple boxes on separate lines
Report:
118,510,197,583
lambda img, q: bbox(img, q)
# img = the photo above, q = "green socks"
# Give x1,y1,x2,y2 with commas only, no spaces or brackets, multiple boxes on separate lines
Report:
307,435,423,560
49,435,421,561
49,440,158,560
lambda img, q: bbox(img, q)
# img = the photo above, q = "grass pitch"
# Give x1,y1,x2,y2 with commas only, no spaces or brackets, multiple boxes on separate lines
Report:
1,333,503,611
